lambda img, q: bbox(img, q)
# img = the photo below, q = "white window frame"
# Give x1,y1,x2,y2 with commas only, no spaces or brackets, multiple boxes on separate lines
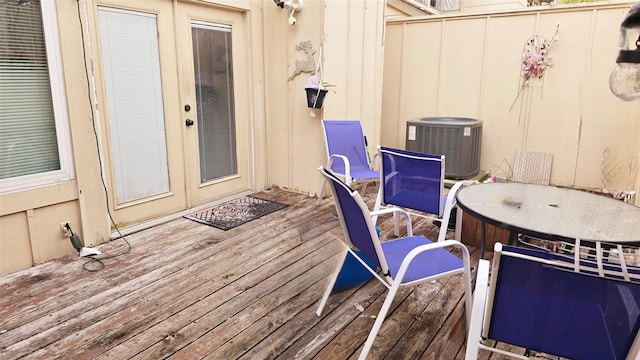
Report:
0,0,75,194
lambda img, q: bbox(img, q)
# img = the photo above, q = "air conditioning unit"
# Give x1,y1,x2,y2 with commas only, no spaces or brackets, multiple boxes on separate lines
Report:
405,117,482,179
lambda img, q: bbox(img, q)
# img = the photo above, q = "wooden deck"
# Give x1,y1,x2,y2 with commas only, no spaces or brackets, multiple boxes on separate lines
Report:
1,187,518,359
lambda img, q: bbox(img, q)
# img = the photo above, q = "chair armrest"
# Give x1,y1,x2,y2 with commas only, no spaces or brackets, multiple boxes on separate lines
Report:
327,154,351,183
370,151,380,171
395,239,472,284
465,259,490,360
383,171,399,181
370,207,414,236
445,181,463,208
437,181,463,242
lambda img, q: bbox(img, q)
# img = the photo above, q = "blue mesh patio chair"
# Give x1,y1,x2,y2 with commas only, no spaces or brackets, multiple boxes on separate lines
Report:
466,242,640,360
317,120,379,204
373,146,463,242
316,166,473,360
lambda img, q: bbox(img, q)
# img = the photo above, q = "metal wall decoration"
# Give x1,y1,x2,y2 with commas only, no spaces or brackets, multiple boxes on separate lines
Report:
289,40,316,80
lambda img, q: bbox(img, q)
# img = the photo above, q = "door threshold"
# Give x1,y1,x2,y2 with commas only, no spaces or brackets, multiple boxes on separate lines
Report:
110,190,253,239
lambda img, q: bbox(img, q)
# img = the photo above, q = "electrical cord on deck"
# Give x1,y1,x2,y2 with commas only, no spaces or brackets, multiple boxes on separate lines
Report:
77,0,131,272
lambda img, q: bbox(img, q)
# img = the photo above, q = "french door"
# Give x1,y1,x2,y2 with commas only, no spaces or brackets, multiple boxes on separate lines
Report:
96,1,251,227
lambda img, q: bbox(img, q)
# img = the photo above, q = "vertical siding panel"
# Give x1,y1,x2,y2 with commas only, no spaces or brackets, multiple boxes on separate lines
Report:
477,16,491,118
381,24,404,147
347,0,365,119
362,0,385,149
523,12,583,185
400,22,443,142
282,0,327,191
480,14,536,178
324,0,350,117
437,20,446,115
439,18,485,117
263,0,294,190
0,213,33,273
574,7,640,192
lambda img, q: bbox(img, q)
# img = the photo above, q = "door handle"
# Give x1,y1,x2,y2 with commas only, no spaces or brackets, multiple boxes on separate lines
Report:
185,119,194,126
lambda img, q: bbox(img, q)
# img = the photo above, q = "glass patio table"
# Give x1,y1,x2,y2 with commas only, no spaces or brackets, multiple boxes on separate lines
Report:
455,182,640,258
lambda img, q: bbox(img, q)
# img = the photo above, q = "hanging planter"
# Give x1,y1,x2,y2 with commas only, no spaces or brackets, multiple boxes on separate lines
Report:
304,75,334,108
303,43,335,109
305,87,328,108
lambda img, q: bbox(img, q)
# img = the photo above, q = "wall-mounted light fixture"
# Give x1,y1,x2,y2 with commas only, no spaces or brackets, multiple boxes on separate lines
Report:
273,0,304,25
609,2,640,101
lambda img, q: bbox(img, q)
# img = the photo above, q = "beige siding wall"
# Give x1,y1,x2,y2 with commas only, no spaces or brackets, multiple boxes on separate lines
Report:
383,2,640,198
0,182,81,267
263,0,386,195
0,1,109,275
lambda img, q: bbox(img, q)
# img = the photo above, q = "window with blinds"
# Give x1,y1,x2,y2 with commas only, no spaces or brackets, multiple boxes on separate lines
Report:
0,0,74,193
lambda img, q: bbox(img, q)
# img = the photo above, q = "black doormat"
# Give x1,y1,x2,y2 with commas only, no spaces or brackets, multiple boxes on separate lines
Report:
184,195,288,230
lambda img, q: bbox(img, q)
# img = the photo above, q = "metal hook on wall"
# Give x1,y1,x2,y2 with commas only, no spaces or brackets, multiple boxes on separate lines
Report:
274,0,304,25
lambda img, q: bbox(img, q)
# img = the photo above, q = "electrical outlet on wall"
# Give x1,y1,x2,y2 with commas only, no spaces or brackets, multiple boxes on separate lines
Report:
60,222,70,237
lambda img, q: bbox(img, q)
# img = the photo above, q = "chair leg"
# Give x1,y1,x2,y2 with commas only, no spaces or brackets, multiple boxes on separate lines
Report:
437,211,450,243
465,259,490,360
371,187,383,225
393,210,400,237
455,206,463,242
316,250,348,316
317,178,328,205
359,281,401,360
462,258,473,330
456,242,474,329
360,182,369,197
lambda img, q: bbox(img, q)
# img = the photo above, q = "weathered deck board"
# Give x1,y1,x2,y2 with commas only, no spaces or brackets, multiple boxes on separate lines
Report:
0,187,532,359
40,197,338,359
3,193,335,358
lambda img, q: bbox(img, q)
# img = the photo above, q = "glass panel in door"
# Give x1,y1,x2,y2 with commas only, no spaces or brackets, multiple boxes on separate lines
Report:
191,23,237,183
97,3,187,227
99,8,169,204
